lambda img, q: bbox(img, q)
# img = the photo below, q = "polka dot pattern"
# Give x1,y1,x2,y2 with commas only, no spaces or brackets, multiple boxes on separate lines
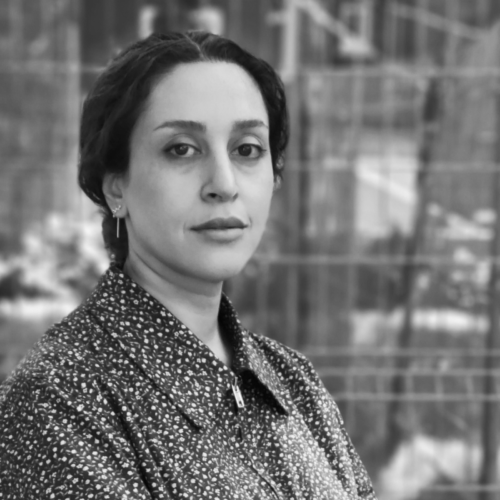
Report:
0,265,377,499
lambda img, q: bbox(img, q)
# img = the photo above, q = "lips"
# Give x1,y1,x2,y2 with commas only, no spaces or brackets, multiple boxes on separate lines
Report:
191,217,247,231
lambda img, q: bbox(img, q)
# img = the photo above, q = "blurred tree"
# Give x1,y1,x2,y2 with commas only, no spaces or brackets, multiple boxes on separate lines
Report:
355,229,407,311
372,0,391,55
80,0,141,92
0,0,80,252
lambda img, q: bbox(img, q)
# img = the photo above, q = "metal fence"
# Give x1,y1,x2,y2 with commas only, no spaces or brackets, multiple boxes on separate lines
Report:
2,1,500,499
229,2,500,498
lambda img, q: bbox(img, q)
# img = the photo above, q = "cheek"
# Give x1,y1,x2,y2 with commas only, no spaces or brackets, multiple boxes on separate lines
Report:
248,171,274,221
126,167,195,222
260,163,275,200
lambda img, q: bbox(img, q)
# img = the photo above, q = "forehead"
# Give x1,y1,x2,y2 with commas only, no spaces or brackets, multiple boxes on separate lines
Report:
140,61,268,127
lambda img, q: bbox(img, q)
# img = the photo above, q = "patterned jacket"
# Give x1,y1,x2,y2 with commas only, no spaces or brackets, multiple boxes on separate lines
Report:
0,266,377,499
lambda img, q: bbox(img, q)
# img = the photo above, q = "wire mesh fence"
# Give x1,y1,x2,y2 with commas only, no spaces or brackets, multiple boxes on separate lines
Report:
228,2,500,497
2,0,500,498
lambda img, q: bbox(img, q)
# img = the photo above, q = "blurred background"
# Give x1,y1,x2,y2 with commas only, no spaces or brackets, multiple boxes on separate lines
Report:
2,0,500,498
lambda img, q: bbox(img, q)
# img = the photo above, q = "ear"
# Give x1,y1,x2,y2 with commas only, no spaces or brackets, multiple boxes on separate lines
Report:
102,173,127,215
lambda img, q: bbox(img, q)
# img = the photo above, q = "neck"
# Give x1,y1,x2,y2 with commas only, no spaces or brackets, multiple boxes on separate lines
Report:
123,250,231,366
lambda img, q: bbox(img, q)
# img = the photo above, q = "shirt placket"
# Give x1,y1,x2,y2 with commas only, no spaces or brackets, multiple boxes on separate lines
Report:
229,374,285,500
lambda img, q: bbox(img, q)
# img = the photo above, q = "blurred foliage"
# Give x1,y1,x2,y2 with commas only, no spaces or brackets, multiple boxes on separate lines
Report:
355,229,408,311
355,228,488,312
0,213,108,303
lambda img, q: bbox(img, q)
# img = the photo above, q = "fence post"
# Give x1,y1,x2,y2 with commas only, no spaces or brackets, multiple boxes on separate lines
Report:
385,76,441,459
478,70,500,500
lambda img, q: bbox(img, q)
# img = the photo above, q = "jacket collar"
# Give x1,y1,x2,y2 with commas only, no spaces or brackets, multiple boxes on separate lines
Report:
85,265,290,429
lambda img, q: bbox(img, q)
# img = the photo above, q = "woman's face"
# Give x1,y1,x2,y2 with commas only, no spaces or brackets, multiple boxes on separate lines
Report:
119,62,274,287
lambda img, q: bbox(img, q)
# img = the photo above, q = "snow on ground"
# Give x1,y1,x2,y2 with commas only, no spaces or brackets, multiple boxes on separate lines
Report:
351,308,487,345
0,297,77,323
377,434,483,500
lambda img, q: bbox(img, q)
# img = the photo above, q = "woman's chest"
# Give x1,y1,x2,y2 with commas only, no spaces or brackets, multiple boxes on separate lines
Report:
116,378,354,500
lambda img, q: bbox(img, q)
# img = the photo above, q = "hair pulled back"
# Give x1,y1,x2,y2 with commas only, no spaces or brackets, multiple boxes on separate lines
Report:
78,31,289,264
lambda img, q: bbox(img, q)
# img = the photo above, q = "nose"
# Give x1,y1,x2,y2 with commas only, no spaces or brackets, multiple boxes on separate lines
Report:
201,149,238,203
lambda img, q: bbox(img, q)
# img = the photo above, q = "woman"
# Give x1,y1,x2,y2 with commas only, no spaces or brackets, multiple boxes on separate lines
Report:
0,32,376,499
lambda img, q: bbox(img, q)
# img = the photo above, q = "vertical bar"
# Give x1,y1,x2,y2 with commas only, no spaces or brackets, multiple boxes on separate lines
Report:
385,77,441,457
315,260,322,345
381,0,397,317
279,0,301,349
416,0,427,63
80,0,112,93
444,0,460,68
257,0,269,59
478,75,500,500
279,0,299,84
373,0,390,55
9,0,24,252
344,63,365,343
227,0,243,46
318,76,331,347
296,75,311,348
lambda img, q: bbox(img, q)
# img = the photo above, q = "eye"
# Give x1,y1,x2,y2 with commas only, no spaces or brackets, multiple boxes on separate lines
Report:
235,144,266,159
165,143,199,158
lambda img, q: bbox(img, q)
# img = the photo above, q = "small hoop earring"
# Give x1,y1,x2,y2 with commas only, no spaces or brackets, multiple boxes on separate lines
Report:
111,205,122,239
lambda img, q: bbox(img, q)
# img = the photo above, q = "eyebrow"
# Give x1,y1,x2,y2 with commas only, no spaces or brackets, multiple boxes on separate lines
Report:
153,119,269,132
154,120,206,132
232,119,269,131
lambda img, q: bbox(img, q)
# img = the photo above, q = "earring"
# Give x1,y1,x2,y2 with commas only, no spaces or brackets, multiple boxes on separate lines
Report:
111,205,122,239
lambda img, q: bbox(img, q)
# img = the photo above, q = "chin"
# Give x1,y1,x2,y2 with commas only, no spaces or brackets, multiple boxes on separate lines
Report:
183,241,259,284
190,256,250,284
200,264,247,284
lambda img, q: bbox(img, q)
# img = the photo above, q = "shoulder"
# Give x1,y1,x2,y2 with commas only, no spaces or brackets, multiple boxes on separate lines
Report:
247,331,322,383
245,331,332,410
0,306,141,498
0,309,122,471
0,303,106,414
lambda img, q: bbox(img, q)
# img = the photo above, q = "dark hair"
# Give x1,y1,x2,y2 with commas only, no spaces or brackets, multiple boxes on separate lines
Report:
78,31,289,264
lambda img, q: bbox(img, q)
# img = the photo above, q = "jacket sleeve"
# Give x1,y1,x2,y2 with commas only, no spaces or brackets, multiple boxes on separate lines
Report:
0,372,170,500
